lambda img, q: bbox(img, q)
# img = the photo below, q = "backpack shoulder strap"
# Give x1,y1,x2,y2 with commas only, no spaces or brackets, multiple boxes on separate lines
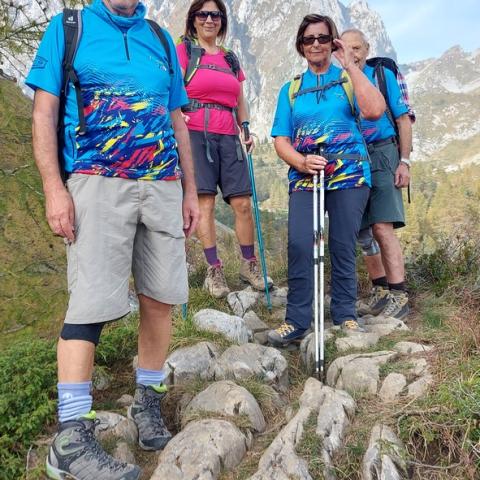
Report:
288,74,302,108
184,43,204,86
373,64,399,136
146,19,173,75
340,70,355,117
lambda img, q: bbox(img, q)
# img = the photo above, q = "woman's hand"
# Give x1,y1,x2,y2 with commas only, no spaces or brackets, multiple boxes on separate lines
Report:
332,38,355,70
181,112,190,124
241,130,255,152
300,154,328,175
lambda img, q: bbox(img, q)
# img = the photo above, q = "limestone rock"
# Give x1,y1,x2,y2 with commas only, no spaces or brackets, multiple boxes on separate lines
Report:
407,374,434,398
253,331,269,345
335,332,380,352
260,286,288,307
113,441,136,465
243,310,269,333
379,373,407,402
363,424,409,480
193,309,249,344
227,287,259,317
250,378,355,480
300,331,335,373
151,419,248,480
116,394,134,408
183,380,266,432
212,343,288,392
393,342,434,355
92,367,112,392
163,342,219,386
95,412,138,444
408,358,429,377
327,351,397,396
364,319,409,337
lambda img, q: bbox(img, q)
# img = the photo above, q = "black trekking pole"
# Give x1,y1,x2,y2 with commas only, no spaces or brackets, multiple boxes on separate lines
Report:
242,122,272,311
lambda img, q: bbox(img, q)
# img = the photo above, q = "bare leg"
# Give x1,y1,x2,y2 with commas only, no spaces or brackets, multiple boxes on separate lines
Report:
137,295,172,370
196,194,216,249
372,222,405,284
57,339,95,383
364,253,387,280
230,195,254,246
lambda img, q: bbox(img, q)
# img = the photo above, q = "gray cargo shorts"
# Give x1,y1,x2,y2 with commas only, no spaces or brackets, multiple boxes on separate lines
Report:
65,174,188,325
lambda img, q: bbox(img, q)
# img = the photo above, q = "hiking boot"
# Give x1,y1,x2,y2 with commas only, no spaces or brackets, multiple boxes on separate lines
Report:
341,319,365,332
46,412,141,480
267,322,308,347
239,258,273,291
204,264,230,298
128,384,172,451
357,285,390,316
379,290,409,320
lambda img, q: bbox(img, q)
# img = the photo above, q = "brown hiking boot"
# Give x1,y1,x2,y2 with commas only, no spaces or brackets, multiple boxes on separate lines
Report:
379,290,409,320
357,286,390,316
204,264,230,298
239,258,273,291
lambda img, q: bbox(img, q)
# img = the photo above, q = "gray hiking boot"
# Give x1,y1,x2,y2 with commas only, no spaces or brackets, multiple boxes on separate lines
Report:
128,384,172,451
46,412,141,480
239,258,273,291
204,264,230,298
357,285,390,316
379,290,409,320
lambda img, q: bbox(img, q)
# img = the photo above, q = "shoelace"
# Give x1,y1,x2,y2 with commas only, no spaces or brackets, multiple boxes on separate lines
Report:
143,392,168,433
383,294,403,317
343,320,359,329
78,421,128,471
276,323,294,337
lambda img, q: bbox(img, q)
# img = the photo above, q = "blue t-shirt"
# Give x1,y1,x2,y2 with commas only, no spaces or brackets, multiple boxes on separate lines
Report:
25,0,188,180
360,64,408,144
271,64,370,193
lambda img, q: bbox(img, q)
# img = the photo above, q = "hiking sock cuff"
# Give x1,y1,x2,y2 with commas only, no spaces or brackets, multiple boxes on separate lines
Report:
204,246,220,266
240,244,255,261
57,382,93,423
372,276,388,288
389,281,407,292
136,367,167,387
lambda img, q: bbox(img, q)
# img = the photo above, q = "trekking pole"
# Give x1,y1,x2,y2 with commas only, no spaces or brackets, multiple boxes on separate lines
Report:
182,303,188,320
241,121,272,311
313,156,325,382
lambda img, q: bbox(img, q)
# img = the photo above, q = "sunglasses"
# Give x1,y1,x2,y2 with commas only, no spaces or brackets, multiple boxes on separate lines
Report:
302,34,332,46
194,10,224,22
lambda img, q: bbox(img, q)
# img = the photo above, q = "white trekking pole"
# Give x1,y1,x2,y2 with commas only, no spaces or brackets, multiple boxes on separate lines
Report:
313,160,325,381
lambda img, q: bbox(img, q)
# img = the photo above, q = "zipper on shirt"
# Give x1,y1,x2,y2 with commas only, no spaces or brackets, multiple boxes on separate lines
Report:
123,32,130,61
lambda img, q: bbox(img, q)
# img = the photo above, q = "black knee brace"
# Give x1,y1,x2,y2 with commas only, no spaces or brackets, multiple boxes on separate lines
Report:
60,322,105,346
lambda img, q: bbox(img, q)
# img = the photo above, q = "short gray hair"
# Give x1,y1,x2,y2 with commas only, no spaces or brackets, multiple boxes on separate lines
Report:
341,28,369,47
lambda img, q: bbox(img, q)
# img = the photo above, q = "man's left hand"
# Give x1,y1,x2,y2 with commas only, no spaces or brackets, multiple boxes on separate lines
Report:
395,162,410,188
182,191,200,238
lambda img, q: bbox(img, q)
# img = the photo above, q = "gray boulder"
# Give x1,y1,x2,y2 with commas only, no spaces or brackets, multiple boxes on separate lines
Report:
327,351,397,396
212,343,289,392
335,332,380,352
243,310,269,333
393,342,434,355
193,309,249,344
151,419,248,480
163,342,219,386
95,412,138,444
407,374,434,398
300,330,335,372
183,380,266,432
363,424,409,480
227,287,259,317
379,373,407,402
250,378,355,480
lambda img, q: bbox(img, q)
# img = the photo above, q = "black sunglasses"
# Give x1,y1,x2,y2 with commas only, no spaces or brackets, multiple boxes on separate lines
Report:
302,34,332,46
194,10,224,22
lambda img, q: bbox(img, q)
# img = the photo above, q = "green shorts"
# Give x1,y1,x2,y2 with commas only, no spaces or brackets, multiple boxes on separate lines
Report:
362,141,405,230
65,175,188,325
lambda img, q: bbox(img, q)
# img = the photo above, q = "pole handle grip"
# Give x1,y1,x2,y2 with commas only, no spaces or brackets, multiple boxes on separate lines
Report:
242,121,250,142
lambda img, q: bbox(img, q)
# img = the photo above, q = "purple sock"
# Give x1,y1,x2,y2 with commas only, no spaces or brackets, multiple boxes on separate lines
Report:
204,246,220,266
240,244,256,261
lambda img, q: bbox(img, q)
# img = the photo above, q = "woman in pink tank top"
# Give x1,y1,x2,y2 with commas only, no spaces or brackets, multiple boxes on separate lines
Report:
177,0,273,298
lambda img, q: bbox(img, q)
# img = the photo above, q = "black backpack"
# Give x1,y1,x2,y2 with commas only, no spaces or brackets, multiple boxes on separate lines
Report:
57,8,173,182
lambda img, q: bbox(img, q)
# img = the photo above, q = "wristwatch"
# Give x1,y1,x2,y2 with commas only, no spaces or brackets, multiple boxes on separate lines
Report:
400,158,411,168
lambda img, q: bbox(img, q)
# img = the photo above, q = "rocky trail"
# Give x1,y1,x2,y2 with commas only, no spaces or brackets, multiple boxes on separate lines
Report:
28,286,435,480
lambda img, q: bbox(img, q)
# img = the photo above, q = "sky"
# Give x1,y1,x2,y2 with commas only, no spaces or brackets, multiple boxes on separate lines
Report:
357,0,480,63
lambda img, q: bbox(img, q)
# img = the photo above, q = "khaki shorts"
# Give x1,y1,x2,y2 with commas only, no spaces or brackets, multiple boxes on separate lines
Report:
65,174,188,325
